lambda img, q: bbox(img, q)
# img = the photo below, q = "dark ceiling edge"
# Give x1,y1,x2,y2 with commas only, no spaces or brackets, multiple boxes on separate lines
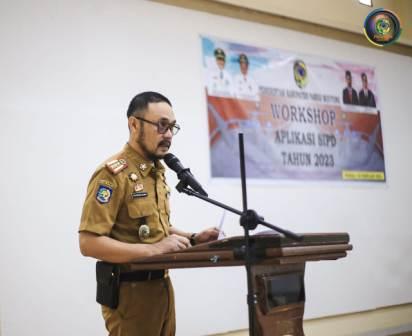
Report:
152,0,412,58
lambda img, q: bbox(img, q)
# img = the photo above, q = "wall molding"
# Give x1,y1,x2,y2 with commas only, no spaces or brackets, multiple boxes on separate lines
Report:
152,0,412,57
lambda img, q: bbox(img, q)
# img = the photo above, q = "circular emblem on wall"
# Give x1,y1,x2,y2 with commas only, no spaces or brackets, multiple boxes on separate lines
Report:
363,8,402,47
293,60,308,89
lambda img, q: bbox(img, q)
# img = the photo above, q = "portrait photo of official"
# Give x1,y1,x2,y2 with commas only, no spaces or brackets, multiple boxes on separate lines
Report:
342,70,359,105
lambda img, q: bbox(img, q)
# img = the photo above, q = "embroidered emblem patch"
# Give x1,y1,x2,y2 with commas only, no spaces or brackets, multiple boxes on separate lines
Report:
96,185,112,204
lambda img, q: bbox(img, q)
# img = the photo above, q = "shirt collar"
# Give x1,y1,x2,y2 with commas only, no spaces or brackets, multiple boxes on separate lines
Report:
123,143,165,177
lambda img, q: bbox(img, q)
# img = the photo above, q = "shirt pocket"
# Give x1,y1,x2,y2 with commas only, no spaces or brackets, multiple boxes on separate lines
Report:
127,200,154,219
126,201,163,243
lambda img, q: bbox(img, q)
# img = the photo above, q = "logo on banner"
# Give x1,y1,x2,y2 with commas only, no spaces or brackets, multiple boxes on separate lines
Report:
363,8,402,47
293,60,308,89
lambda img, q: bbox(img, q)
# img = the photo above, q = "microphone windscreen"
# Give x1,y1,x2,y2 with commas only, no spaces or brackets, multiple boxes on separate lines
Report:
163,153,181,173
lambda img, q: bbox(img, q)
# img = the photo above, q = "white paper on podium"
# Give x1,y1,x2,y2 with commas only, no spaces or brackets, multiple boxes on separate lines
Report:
217,210,226,240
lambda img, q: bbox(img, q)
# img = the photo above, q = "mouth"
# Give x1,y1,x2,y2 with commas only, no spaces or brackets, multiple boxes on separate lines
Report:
158,141,171,149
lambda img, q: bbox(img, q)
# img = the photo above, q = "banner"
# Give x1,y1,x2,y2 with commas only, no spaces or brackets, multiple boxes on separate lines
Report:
201,36,386,182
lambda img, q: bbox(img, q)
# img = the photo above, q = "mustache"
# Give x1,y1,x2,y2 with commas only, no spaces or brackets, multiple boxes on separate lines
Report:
158,140,171,148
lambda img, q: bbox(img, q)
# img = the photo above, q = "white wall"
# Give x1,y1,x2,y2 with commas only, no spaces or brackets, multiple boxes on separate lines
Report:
0,0,411,335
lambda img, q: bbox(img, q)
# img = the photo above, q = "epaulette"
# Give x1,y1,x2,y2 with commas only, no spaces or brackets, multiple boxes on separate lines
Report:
105,158,128,175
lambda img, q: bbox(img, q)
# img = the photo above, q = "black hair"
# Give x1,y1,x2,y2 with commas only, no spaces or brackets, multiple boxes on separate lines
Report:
361,73,367,80
126,91,172,118
238,53,249,64
345,70,351,77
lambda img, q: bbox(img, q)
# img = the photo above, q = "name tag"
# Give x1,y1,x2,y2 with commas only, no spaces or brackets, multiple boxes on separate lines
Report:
132,191,148,199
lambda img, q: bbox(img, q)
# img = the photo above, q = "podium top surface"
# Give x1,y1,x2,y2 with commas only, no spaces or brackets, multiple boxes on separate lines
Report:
186,232,350,252
129,232,352,270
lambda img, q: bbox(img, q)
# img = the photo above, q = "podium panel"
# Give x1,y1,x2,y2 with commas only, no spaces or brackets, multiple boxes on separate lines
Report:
131,233,352,336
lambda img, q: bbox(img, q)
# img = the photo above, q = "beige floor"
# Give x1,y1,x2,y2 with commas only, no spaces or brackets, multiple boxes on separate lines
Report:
210,303,412,336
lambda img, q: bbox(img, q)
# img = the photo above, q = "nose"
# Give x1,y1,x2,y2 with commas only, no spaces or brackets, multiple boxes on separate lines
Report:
163,127,173,139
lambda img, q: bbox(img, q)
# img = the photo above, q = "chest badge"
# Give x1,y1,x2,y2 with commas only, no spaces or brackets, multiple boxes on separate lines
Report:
134,183,144,192
138,225,150,240
132,191,148,199
128,172,139,182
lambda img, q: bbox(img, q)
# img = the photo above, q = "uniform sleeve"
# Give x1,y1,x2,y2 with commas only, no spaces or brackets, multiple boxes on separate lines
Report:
79,168,124,236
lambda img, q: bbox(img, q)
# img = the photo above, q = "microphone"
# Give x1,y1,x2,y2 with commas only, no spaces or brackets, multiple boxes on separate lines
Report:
163,153,208,196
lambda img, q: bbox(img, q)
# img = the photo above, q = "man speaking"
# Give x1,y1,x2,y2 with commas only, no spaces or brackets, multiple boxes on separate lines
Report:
79,91,219,335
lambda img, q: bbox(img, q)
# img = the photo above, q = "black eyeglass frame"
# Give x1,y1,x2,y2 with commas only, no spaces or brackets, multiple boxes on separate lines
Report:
133,116,180,135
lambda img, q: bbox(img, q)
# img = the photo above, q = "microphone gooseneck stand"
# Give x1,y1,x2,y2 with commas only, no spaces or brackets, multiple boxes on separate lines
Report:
173,133,302,336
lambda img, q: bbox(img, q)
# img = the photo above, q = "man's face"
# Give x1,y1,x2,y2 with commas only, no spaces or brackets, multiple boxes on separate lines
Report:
240,61,248,75
346,74,352,87
216,58,225,70
362,76,368,89
134,102,175,160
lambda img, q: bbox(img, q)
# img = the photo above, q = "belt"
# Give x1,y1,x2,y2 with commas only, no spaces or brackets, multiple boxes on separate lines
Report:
120,270,165,282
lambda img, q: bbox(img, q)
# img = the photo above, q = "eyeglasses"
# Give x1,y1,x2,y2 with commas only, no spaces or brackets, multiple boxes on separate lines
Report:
133,116,180,135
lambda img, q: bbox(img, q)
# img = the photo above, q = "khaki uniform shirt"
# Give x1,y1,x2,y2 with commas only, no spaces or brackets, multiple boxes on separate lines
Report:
79,143,171,271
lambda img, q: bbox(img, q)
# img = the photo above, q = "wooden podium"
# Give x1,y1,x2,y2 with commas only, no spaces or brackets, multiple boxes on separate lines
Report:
132,233,352,336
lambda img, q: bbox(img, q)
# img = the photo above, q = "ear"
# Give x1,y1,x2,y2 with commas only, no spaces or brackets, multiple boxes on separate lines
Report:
128,116,139,133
